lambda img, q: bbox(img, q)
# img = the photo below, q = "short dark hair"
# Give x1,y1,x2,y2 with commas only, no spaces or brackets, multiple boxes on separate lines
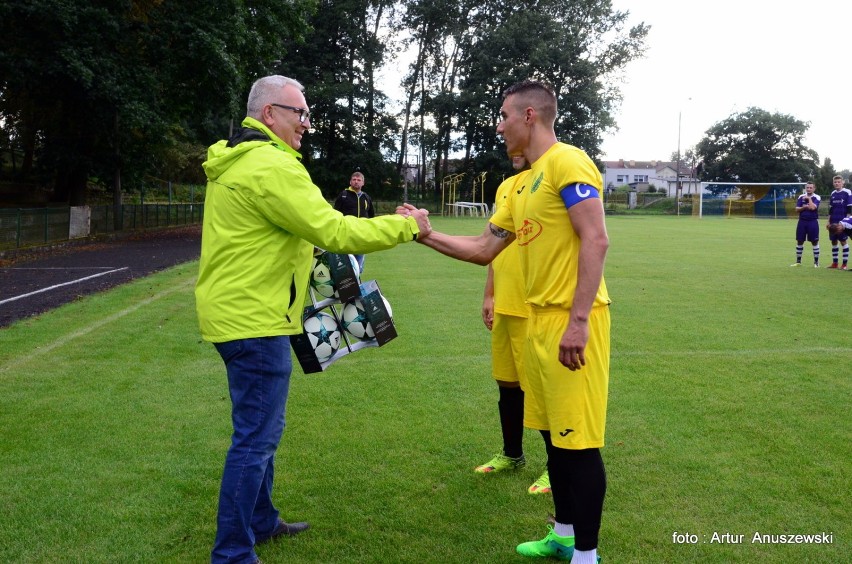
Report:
502,80,555,100
502,80,557,123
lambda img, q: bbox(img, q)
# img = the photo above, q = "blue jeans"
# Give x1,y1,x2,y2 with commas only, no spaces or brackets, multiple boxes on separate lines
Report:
211,336,292,564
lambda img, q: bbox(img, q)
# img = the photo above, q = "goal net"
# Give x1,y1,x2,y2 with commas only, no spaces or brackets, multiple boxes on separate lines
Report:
695,182,806,218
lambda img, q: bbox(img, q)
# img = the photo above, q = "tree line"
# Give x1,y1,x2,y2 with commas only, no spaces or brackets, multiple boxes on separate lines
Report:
692,107,843,194
2,1,836,209
0,0,648,206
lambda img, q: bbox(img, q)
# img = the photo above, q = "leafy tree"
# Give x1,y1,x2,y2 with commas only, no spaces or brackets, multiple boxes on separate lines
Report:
276,0,401,198
393,0,468,194
695,107,819,184
1,0,648,210
816,157,837,194
400,0,649,202
669,148,698,170
0,0,315,208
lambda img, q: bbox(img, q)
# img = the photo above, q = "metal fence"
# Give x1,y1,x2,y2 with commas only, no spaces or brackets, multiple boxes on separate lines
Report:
0,203,204,251
90,203,205,233
602,191,669,213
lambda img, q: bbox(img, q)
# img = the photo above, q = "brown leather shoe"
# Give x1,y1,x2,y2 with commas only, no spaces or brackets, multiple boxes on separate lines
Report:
256,519,310,544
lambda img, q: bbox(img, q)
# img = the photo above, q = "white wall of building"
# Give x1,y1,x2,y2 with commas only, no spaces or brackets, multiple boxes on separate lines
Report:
603,165,657,192
604,160,705,195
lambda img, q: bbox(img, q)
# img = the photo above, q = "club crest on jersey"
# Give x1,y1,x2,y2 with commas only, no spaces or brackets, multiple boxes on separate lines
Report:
530,172,544,194
516,218,543,246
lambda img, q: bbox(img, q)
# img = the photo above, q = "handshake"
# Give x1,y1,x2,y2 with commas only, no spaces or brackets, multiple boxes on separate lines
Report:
396,203,432,240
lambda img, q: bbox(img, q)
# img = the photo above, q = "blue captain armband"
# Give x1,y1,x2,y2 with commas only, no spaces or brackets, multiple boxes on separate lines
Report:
560,183,600,209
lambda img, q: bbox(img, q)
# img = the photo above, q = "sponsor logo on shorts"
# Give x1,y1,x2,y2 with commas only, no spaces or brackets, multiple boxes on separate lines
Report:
559,428,574,437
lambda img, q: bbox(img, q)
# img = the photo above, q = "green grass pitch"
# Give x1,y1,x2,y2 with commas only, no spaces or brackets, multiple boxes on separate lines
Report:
0,216,848,563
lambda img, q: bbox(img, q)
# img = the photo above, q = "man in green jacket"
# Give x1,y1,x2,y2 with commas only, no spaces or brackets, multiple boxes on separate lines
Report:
196,75,428,564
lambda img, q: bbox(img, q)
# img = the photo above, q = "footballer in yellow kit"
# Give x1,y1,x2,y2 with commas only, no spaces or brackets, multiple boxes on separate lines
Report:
491,142,611,450
490,169,532,388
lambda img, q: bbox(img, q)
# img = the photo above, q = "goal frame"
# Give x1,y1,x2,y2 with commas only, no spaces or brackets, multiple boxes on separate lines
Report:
697,182,807,219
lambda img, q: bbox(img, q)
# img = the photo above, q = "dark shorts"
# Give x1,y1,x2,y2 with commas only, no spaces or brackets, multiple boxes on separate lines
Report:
829,225,849,243
796,219,819,243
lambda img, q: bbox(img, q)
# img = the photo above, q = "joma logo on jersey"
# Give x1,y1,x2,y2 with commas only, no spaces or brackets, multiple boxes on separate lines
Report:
530,172,544,194
516,218,543,246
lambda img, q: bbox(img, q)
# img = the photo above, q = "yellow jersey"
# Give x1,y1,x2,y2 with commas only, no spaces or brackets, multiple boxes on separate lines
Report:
492,170,531,317
491,142,610,309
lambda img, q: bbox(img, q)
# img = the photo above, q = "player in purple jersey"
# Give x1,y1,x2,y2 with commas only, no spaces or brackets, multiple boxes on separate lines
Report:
791,181,821,267
825,175,852,269
828,216,852,240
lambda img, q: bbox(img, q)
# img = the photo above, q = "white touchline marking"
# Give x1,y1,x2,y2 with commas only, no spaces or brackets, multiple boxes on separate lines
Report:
0,277,195,374
0,268,130,306
612,347,852,357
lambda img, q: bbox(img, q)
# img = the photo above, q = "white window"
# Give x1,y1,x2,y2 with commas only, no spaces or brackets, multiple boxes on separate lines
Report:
634,175,648,183
616,175,628,183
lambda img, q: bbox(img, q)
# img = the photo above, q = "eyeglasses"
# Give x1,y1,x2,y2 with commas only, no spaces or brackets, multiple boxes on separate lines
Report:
270,103,311,124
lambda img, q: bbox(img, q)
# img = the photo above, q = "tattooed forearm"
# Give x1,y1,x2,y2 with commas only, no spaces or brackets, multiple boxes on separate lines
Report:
489,224,511,239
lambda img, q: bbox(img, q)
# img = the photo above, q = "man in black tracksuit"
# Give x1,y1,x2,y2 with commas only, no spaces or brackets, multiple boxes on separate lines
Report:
334,171,375,271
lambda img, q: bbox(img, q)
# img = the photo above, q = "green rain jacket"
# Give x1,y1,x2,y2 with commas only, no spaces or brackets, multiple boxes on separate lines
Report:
195,117,420,342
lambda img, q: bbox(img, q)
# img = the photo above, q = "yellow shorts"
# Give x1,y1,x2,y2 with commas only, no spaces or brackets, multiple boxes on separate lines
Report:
491,313,528,389
523,305,610,449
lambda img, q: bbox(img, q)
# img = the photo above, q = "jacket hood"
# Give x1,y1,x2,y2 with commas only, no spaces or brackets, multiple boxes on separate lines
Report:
202,117,301,183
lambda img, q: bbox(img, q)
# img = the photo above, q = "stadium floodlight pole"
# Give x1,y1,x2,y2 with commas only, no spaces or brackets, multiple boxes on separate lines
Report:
675,97,692,216
676,110,682,216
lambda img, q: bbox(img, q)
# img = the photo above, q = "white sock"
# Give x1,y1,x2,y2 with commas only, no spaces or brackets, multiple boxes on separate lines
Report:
553,522,574,537
571,548,598,564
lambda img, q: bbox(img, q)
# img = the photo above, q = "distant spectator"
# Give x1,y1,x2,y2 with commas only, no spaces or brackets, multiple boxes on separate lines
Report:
334,171,375,271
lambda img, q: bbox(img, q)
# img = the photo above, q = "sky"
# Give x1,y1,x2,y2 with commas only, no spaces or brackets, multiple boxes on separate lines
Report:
600,1,850,170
